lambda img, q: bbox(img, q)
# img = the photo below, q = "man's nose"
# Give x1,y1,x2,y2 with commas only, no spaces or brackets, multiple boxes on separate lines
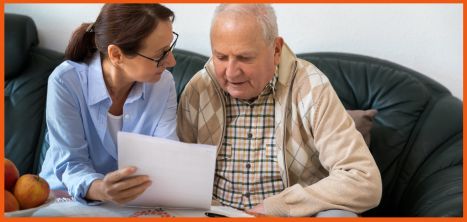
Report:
225,59,239,78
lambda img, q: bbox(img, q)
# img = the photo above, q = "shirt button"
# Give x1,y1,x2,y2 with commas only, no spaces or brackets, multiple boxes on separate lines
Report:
246,163,251,169
247,133,253,139
124,114,130,119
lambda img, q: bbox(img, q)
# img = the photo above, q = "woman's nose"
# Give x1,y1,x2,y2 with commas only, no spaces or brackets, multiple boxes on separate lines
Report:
162,51,176,68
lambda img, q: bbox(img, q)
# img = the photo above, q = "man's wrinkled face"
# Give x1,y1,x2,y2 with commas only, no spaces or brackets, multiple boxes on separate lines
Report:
210,14,282,100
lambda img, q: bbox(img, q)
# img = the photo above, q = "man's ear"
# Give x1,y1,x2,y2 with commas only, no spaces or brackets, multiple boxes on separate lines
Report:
107,44,124,66
273,37,284,66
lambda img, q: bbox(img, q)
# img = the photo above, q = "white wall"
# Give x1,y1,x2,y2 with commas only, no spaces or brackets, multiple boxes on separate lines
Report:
5,3,463,100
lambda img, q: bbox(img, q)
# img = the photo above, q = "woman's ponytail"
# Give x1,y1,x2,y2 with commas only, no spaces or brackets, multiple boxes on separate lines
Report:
64,23,97,62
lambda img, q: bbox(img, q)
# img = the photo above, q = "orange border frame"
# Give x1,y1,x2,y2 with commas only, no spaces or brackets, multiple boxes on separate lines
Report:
0,1,465,222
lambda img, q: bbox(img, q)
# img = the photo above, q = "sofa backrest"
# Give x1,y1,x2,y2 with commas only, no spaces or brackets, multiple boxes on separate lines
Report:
4,13,63,174
5,14,39,80
168,49,209,101
169,49,462,216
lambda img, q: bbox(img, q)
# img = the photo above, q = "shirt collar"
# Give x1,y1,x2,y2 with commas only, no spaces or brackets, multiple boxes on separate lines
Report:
263,70,278,96
126,82,145,103
88,53,108,106
87,53,145,106
224,71,278,105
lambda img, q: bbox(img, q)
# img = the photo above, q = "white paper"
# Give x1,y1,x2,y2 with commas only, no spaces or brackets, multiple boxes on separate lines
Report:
117,132,217,210
208,206,255,217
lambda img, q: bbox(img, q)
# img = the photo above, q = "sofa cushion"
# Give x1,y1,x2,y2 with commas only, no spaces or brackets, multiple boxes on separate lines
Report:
347,109,378,145
5,47,63,174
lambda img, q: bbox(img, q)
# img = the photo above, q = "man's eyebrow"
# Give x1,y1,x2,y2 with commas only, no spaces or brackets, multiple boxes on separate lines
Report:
213,50,225,55
237,52,255,56
212,50,255,56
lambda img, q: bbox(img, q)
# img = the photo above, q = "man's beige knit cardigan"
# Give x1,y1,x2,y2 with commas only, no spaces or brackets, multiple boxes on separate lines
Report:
177,43,382,217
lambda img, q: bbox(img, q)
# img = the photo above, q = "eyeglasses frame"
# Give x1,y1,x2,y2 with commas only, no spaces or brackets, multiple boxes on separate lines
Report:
136,31,179,67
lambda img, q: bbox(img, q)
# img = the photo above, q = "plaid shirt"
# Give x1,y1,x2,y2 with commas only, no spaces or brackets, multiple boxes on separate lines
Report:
213,75,285,210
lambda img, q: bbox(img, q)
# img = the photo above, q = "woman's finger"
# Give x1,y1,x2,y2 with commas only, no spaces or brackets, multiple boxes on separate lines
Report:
104,167,137,184
109,175,150,192
112,180,152,204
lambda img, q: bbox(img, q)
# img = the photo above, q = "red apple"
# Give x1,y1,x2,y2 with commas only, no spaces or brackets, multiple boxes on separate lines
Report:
4,190,20,212
4,158,19,191
13,174,50,209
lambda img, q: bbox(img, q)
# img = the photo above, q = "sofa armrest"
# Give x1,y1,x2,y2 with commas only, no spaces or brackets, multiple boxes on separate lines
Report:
402,165,463,217
400,143,462,216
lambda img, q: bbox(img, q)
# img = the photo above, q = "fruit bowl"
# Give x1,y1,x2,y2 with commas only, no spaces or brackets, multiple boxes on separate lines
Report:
5,192,55,217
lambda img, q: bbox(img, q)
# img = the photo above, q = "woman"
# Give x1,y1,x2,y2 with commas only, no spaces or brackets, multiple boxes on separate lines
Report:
40,4,179,205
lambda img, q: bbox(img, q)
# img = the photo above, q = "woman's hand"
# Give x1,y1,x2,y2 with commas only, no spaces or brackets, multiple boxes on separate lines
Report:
86,166,152,204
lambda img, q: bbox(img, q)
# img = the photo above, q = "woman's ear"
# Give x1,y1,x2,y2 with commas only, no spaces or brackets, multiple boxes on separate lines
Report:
273,37,284,66
107,44,123,66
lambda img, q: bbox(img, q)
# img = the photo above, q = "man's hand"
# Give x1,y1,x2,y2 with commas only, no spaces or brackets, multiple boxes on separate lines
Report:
246,203,268,217
86,166,152,204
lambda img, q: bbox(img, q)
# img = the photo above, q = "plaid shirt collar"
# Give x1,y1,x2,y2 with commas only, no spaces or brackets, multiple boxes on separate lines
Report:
223,71,278,104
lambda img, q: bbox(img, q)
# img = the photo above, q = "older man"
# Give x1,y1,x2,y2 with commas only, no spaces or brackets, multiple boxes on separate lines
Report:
177,4,382,217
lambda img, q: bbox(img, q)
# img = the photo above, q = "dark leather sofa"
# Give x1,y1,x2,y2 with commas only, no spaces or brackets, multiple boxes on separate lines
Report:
5,13,63,175
5,13,462,217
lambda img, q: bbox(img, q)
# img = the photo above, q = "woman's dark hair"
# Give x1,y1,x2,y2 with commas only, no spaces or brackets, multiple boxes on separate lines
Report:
65,4,174,62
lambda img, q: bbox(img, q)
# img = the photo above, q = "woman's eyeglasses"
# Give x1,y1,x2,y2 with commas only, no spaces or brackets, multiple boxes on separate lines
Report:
136,31,178,67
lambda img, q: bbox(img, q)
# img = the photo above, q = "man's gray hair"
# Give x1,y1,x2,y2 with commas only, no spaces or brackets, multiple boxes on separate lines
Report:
212,4,278,44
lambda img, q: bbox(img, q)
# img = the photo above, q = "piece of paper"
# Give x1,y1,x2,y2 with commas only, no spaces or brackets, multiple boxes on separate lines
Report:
117,132,217,210
208,206,255,217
